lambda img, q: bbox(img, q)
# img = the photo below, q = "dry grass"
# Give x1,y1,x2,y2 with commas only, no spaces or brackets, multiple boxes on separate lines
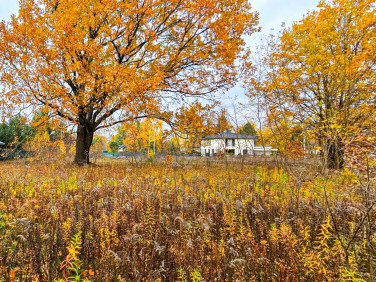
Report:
0,158,374,281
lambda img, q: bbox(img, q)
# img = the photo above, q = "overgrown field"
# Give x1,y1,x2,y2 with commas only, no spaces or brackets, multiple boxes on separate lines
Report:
0,159,375,281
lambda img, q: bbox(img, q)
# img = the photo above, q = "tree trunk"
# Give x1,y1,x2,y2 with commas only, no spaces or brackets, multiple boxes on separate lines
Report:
327,138,345,169
74,124,95,165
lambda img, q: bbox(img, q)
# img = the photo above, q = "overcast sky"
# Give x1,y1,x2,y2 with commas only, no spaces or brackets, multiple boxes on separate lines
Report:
0,0,18,21
253,0,319,32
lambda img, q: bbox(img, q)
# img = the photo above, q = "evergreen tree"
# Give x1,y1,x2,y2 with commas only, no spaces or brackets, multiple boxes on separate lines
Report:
239,122,258,136
0,116,34,149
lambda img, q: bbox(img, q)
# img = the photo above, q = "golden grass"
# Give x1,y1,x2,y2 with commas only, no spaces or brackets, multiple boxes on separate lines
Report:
0,159,373,281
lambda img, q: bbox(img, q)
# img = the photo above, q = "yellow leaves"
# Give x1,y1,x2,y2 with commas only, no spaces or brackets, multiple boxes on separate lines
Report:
67,245,80,260
247,0,376,168
269,224,279,243
340,267,367,282
62,217,72,241
341,168,358,184
317,217,332,250
114,118,163,155
299,217,334,277
219,239,226,256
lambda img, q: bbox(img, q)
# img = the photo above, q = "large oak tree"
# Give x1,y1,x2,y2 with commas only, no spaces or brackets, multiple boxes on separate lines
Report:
0,0,258,164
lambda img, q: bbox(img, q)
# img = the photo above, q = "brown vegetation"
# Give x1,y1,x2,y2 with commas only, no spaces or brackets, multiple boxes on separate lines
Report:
0,158,375,281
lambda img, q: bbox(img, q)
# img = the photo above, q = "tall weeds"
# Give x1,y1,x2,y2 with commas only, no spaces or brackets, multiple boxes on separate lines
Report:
0,160,374,281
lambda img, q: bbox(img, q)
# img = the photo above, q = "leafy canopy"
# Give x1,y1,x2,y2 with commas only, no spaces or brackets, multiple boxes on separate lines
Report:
248,0,376,168
0,0,258,130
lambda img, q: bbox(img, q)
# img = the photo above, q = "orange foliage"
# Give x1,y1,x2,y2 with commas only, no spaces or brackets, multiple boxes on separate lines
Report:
0,0,259,164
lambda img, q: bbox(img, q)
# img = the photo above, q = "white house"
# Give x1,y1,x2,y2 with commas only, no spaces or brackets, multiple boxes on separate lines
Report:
200,130,277,156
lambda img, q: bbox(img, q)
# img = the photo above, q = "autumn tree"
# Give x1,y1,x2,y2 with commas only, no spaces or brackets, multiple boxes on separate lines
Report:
248,0,376,169
91,134,108,159
114,118,163,155
31,110,70,142
0,0,258,164
24,111,73,160
165,135,182,154
215,109,233,134
172,102,220,153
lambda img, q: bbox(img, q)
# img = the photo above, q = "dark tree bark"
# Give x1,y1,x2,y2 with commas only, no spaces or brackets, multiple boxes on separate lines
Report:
327,138,345,169
74,124,95,165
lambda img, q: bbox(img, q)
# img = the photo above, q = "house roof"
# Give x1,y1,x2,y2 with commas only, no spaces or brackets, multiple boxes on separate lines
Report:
0,141,5,146
202,130,257,140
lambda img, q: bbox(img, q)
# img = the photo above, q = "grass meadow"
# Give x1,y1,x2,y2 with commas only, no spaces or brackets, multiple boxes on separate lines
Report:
0,157,374,281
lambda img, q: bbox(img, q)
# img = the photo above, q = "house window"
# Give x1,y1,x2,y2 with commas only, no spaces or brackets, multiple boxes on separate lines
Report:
226,149,235,155
212,149,215,155
225,139,228,146
232,139,235,146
